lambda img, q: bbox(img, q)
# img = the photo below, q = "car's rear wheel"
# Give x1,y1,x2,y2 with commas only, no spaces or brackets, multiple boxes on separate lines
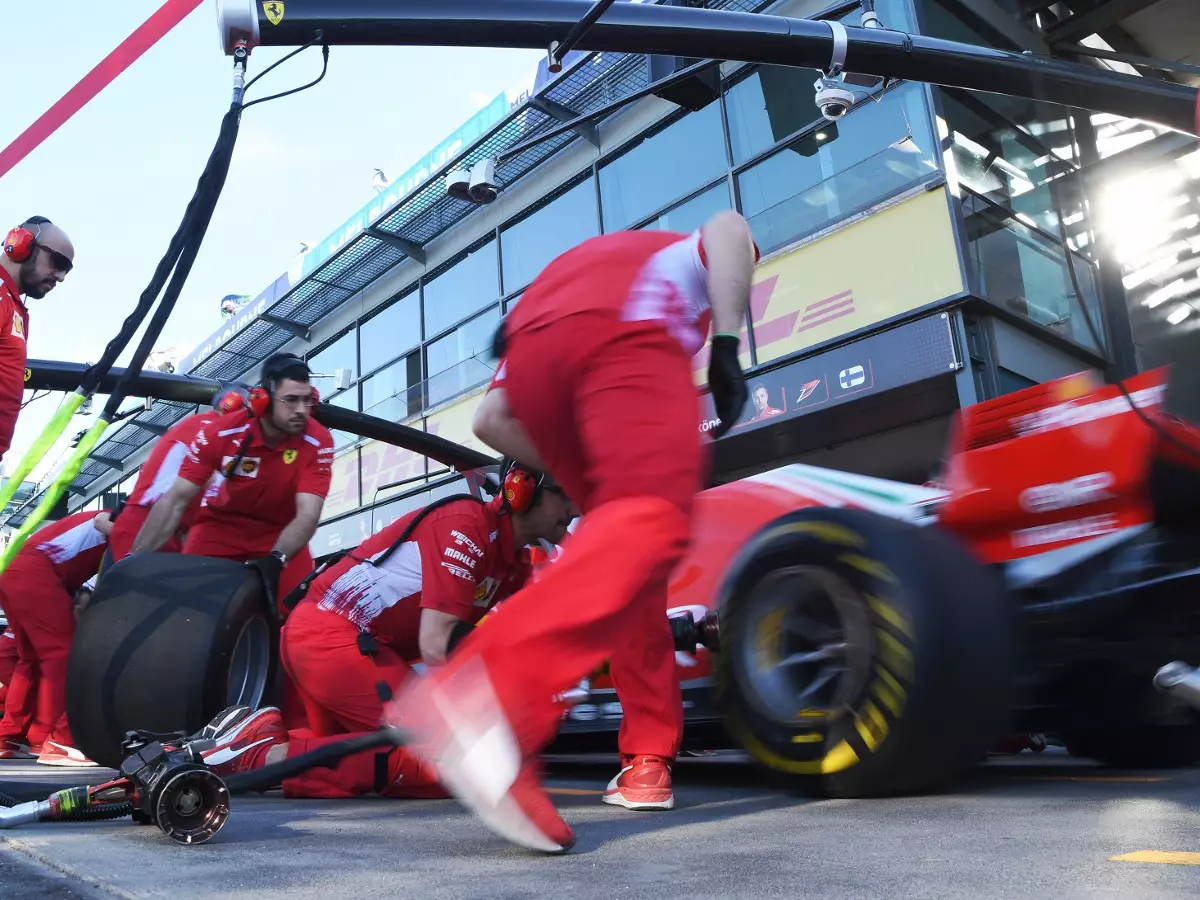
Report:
714,506,1016,798
67,553,277,769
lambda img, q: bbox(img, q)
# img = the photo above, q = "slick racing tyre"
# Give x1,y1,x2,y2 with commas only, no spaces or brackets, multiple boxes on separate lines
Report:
67,553,275,769
715,506,1015,798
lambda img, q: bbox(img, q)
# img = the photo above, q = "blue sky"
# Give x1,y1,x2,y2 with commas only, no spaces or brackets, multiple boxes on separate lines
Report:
0,1,543,478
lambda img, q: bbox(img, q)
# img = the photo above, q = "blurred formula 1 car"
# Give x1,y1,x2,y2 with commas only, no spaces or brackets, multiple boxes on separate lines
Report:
544,365,1200,796
67,365,1200,797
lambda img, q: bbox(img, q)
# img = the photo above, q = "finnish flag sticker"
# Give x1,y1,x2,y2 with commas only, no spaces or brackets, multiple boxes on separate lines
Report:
839,365,866,389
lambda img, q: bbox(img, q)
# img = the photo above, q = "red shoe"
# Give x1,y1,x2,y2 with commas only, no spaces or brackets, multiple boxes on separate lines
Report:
604,755,674,810
386,660,575,854
37,740,98,768
201,707,287,778
0,738,37,760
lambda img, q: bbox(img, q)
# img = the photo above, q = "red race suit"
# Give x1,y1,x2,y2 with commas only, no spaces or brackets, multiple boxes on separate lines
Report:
107,411,220,561
177,410,334,728
0,510,108,749
0,627,17,712
278,497,530,799
0,267,30,461
391,229,720,772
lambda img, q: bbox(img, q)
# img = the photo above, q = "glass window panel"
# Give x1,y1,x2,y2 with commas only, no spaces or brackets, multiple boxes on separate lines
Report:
638,182,732,234
940,93,1082,238
501,179,599,293
360,289,420,375
961,193,1106,352
423,239,499,337
327,388,359,450
599,101,726,232
307,329,358,383
426,306,501,408
361,355,418,424
737,82,939,254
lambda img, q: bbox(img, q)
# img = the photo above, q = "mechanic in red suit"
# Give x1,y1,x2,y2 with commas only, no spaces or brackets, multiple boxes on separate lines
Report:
0,627,16,716
0,217,74,460
0,510,109,766
129,353,333,728
385,211,757,853
195,461,577,800
105,389,250,563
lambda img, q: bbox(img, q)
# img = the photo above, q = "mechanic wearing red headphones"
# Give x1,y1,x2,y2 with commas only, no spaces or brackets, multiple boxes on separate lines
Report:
105,388,250,563
386,211,757,853
129,354,332,729
194,460,577,801
0,217,74,460
130,354,332,598
0,509,109,767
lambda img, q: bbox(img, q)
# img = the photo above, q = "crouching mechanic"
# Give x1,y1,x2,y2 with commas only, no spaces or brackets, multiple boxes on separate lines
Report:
0,510,110,765
385,211,756,853
195,461,578,800
105,388,250,563
129,353,333,728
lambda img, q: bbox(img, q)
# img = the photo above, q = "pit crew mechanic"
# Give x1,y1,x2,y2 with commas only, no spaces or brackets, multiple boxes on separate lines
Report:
387,210,756,853
0,509,110,767
128,354,333,728
129,353,333,604
104,388,249,563
0,216,74,461
196,461,578,800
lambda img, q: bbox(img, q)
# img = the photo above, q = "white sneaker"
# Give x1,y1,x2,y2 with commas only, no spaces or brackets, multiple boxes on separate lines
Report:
37,740,99,767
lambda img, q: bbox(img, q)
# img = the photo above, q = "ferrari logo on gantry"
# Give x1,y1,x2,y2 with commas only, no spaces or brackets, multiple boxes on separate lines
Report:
264,1,285,26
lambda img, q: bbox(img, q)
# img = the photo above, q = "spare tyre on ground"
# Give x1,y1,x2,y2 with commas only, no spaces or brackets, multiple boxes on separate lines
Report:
714,506,1016,798
67,553,276,769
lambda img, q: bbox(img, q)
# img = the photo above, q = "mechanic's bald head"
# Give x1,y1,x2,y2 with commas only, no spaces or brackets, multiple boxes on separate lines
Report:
2,216,75,300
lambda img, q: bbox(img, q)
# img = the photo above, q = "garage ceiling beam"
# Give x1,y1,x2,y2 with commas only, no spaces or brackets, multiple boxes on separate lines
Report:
528,95,600,147
365,228,426,265
260,313,312,343
1045,0,1163,45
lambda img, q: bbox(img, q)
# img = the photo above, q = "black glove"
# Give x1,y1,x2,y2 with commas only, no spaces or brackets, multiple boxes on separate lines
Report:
707,334,748,439
246,552,285,609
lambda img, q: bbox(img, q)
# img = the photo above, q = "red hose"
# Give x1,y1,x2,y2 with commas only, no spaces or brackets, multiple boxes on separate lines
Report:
0,0,204,181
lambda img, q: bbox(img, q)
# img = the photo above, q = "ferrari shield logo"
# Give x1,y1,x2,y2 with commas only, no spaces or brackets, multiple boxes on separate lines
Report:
263,1,285,26
283,449,298,465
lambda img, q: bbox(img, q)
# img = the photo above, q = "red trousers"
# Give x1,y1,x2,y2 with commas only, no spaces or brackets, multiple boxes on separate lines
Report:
278,602,442,798
281,601,416,735
0,555,78,748
280,732,447,799
450,314,702,760
0,628,18,711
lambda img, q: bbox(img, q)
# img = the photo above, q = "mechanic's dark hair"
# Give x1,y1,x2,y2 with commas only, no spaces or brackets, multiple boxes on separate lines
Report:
261,352,311,388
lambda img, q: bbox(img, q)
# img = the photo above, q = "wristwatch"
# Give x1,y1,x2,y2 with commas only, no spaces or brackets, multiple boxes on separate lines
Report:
269,549,288,566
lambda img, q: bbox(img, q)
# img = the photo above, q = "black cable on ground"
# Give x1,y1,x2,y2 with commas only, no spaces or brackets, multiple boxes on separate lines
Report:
60,802,133,822
0,791,18,808
223,730,399,795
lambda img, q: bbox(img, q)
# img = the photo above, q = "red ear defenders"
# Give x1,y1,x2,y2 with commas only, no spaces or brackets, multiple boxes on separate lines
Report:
3,226,37,263
246,353,316,418
500,459,550,514
215,389,247,415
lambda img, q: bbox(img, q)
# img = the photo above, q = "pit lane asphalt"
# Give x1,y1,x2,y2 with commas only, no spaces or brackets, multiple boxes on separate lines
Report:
2,748,1199,900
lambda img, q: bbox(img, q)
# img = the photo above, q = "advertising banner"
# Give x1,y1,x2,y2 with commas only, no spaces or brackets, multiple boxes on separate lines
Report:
701,312,960,435
690,187,963,383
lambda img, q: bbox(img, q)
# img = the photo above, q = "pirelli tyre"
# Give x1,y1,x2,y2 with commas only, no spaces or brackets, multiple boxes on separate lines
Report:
67,553,276,769
714,506,1015,798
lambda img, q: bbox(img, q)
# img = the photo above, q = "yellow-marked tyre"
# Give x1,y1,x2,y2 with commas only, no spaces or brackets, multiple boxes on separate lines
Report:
714,507,1015,798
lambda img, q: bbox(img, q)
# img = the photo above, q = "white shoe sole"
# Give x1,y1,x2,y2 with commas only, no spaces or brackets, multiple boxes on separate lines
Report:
37,756,99,767
602,791,675,811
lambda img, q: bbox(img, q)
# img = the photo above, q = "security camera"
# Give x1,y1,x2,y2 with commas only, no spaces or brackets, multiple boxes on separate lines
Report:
446,169,472,202
814,75,857,122
468,158,499,205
